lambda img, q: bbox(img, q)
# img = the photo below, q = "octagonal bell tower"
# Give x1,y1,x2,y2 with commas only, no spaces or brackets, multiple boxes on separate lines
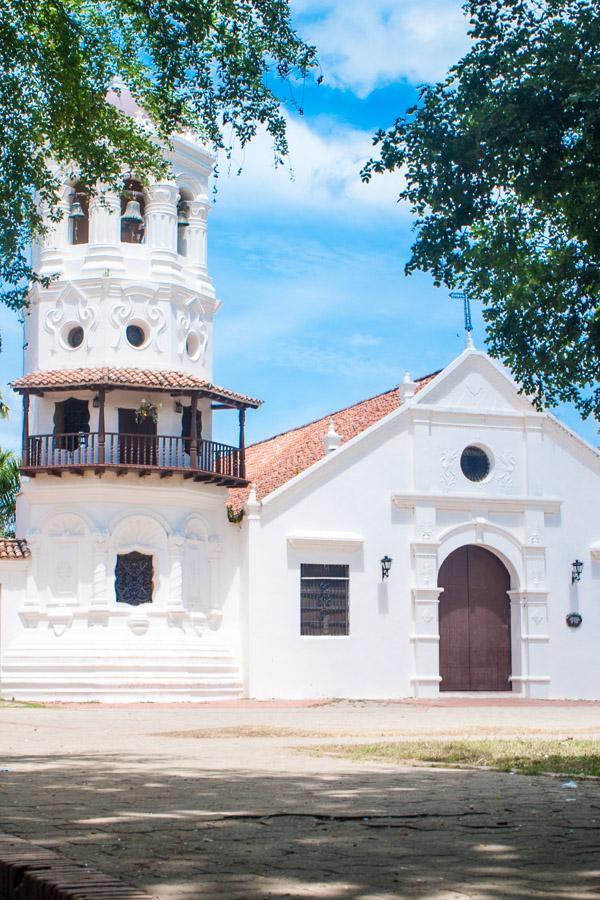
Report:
5,122,260,702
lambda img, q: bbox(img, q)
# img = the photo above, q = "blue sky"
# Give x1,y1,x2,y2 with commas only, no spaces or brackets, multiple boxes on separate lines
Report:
0,0,597,451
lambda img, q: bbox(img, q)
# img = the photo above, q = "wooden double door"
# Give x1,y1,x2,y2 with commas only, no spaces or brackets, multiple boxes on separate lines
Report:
438,546,511,692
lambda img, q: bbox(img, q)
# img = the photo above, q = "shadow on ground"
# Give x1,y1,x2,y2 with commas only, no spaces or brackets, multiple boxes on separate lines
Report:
1,751,599,898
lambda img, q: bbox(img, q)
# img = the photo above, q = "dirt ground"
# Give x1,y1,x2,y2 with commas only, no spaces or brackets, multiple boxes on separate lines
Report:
0,698,599,899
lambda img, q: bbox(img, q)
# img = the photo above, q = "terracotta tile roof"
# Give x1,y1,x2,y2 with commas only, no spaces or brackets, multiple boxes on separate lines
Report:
11,368,261,408
229,371,439,512
0,539,30,560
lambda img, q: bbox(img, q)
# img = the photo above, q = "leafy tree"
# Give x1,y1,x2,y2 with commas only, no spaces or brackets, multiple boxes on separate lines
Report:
0,0,316,310
363,0,600,418
0,449,20,537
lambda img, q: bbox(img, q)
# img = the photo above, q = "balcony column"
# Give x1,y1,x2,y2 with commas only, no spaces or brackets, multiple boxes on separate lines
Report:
189,392,199,469
238,408,246,479
22,393,30,467
97,388,106,465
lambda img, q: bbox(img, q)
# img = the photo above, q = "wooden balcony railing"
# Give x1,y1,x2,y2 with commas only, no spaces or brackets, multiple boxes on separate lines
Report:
23,432,245,483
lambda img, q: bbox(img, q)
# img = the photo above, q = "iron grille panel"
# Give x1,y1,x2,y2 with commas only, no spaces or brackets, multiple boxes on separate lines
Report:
115,551,154,606
300,564,349,636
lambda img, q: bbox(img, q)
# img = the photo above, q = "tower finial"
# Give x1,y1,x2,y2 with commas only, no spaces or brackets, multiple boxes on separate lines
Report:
450,290,475,349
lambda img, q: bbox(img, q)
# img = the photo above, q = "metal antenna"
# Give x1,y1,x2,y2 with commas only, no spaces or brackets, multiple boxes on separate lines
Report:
450,291,474,348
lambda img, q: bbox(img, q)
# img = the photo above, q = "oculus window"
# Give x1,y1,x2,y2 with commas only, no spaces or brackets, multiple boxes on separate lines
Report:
300,564,349,636
115,552,153,605
460,445,491,482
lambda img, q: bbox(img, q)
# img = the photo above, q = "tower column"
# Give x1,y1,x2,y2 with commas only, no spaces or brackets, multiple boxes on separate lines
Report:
38,189,71,276
185,200,210,276
82,189,125,275
146,183,179,278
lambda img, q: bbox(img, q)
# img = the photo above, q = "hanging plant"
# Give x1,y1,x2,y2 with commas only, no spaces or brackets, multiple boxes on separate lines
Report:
135,398,160,424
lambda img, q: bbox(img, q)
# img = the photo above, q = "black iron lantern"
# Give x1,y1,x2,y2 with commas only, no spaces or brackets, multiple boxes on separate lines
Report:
571,559,584,584
566,612,582,628
174,399,183,413
381,555,392,580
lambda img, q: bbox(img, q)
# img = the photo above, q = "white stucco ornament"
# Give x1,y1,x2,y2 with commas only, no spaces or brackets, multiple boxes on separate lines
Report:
324,419,342,453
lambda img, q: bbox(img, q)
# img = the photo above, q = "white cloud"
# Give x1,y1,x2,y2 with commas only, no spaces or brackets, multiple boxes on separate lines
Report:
215,114,406,216
294,0,471,96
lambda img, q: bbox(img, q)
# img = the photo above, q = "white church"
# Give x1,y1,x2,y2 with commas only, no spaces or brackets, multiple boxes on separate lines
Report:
0,119,599,703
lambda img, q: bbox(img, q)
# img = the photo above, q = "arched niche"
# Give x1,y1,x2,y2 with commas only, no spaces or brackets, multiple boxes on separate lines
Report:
68,182,90,245
109,514,169,607
120,177,146,244
42,513,91,603
176,187,194,257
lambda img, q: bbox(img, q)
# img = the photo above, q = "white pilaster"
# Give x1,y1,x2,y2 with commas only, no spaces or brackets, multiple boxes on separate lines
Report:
146,183,179,278
410,539,442,697
82,190,125,275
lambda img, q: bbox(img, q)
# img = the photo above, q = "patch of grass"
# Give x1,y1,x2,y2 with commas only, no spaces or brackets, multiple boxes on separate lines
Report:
0,698,45,709
312,738,600,777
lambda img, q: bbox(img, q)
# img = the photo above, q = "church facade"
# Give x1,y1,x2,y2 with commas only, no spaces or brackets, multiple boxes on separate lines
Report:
0,130,599,702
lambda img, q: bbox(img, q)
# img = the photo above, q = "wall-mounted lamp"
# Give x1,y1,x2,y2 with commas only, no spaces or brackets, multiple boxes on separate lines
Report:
566,612,582,628
571,559,584,584
381,555,392,581
174,400,183,413
92,395,100,408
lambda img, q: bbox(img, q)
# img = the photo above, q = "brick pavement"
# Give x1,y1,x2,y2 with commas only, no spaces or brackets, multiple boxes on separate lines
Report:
0,700,599,898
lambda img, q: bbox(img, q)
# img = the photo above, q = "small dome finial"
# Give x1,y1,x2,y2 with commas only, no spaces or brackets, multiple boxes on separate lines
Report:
324,419,342,453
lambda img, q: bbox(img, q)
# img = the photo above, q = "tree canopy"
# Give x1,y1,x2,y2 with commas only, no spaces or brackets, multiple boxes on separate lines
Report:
363,0,600,419
0,0,316,310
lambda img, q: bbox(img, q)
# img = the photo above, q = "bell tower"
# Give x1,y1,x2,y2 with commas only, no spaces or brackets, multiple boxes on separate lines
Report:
4,126,260,702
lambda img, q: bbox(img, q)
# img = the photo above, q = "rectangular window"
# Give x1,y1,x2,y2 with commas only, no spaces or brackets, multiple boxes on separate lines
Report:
300,564,349,636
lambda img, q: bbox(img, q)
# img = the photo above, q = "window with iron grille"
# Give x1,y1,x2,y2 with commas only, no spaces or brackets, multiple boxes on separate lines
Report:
300,564,349,636
115,552,154,606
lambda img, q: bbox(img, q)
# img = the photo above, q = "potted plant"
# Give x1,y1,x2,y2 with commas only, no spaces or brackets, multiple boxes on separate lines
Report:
135,398,160,424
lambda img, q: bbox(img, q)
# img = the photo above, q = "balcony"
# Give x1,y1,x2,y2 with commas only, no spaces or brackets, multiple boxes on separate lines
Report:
22,432,246,486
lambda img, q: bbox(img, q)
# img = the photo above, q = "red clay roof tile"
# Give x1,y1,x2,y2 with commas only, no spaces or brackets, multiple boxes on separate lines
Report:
11,368,261,408
0,539,30,560
229,372,439,512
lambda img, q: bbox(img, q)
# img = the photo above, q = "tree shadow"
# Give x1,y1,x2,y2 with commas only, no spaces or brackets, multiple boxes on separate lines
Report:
1,751,599,898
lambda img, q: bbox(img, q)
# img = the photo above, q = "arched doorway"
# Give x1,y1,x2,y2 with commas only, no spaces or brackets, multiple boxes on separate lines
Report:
438,545,511,692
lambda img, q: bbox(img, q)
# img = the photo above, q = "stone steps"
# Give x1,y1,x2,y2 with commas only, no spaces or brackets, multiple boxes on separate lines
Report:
0,649,244,702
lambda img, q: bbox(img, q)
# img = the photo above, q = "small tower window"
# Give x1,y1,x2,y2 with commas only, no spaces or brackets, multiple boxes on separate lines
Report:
68,183,89,245
126,323,147,348
121,178,146,244
66,325,84,348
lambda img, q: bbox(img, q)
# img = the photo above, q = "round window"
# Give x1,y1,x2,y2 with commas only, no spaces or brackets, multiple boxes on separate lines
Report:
66,325,84,349
186,332,200,359
460,445,491,482
126,324,146,348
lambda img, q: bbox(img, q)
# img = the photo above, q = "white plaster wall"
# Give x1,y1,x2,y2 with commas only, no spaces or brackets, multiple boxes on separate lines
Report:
246,419,416,699
25,278,217,381
1,477,243,701
245,354,600,700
